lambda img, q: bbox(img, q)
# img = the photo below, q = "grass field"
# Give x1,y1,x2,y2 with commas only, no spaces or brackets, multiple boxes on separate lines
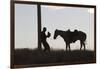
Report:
13,48,96,67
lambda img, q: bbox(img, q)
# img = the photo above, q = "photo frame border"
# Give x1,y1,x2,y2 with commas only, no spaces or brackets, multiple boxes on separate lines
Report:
10,0,96,68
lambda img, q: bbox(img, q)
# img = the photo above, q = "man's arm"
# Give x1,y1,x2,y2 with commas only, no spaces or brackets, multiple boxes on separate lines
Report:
46,32,51,38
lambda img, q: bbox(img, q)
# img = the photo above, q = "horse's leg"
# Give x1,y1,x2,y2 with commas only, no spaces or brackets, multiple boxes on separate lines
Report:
66,45,67,51
83,42,85,51
66,42,68,51
80,41,82,51
69,44,71,51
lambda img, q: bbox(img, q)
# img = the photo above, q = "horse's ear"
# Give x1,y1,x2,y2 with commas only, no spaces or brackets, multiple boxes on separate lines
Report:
56,29,58,31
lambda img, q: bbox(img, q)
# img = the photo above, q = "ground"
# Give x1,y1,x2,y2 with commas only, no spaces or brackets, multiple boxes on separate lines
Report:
13,48,96,68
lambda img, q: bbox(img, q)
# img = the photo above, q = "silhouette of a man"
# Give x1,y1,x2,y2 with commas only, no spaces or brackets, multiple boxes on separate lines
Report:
41,27,51,52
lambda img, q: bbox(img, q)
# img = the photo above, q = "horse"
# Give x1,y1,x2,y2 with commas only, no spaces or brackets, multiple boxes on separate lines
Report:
53,29,87,51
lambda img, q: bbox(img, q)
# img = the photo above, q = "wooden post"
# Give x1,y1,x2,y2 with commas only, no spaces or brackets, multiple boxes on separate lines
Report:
37,4,42,50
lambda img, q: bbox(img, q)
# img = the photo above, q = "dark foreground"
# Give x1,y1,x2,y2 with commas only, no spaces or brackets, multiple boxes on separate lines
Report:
13,48,96,68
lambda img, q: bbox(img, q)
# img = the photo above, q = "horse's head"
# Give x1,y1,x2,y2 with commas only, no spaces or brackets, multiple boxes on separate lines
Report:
53,29,58,39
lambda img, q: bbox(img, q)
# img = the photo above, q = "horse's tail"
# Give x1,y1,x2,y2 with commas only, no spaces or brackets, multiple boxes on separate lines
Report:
79,31,87,42
82,31,87,45
84,40,87,45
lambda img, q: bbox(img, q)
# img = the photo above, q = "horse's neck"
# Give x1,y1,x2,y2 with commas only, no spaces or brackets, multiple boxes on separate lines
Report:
58,30,65,38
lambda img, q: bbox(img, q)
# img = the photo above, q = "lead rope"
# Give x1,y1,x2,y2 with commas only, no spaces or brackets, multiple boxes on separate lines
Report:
47,36,61,40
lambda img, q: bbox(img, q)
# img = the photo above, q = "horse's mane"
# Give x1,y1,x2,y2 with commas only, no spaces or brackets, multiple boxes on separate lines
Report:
56,29,66,32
